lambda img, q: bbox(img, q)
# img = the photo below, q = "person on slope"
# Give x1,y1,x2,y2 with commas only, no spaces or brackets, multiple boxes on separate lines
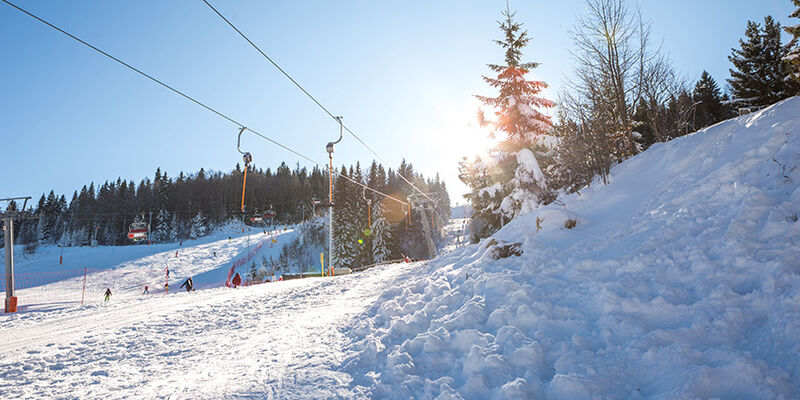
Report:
164,282,169,293
142,285,149,295
179,277,194,292
232,272,242,288
104,288,112,302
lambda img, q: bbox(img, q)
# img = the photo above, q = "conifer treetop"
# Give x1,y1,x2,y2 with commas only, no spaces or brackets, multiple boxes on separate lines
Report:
475,4,554,147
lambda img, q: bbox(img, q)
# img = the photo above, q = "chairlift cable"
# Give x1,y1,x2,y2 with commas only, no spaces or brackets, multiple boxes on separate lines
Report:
2,0,409,211
201,0,440,207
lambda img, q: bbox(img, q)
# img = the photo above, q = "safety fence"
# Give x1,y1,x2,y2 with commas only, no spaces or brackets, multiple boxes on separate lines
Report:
1,268,116,310
225,237,271,288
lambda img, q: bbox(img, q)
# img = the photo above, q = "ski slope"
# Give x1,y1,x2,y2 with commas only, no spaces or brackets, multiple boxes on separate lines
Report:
0,259,425,399
1,223,299,313
1,97,799,399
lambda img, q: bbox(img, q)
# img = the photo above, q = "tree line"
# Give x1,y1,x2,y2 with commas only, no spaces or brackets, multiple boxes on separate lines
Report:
2,157,450,266
460,0,800,241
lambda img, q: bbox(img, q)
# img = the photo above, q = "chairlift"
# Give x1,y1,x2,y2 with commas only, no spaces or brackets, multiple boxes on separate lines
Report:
128,221,149,242
237,126,251,213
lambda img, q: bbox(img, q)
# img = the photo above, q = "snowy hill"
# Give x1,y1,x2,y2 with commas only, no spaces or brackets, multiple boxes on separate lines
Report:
343,97,800,398
1,223,301,311
0,98,798,399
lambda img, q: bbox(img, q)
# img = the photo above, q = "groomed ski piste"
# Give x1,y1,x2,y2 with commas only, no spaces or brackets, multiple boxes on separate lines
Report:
2,97,799,399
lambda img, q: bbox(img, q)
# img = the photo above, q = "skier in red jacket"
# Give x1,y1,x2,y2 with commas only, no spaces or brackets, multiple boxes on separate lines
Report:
232,272,242,288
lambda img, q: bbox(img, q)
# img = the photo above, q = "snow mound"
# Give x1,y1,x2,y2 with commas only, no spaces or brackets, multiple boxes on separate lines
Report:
345,97,800,399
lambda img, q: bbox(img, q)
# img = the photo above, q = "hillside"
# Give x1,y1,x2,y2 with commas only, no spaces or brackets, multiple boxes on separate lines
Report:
343,97,800,398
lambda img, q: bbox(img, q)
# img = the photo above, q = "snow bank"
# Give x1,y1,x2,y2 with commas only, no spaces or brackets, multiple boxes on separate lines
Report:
344,97,800,398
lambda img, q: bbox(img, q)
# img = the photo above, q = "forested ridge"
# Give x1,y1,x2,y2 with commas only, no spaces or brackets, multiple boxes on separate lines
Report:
2,159,450,264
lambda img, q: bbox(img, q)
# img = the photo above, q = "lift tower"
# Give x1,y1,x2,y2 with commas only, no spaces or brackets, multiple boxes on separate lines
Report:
1,196,33,313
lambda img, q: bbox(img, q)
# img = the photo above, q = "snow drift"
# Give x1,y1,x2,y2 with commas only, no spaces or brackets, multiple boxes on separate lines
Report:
344,97,800,399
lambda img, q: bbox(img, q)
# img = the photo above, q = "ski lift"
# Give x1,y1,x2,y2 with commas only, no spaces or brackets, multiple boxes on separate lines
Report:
128,221,149,242
237,126,252,213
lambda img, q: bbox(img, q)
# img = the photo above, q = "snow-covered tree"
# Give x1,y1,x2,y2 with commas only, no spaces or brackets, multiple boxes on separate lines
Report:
785,0,800,83
500,149,548,216
189,212,208,239
460,4,555,238
370,201,392,263
153,209,171,243
168,214,179,242
332,166,356,268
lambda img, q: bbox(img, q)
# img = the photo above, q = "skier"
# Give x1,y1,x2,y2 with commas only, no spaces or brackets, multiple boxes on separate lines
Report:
232,272,242,288
179,277,194,292
143,285,149,295
103,288,112,302
164,282,170,293
213,251,217,257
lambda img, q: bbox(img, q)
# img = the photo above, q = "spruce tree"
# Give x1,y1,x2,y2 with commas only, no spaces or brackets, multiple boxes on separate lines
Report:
189,212,208,239
370,201,392,263
153,209,171,243
728,16,799,109
168,214,179,241
785,0,800,83
332,166,356,268
461,5,554,238
692,71,730,129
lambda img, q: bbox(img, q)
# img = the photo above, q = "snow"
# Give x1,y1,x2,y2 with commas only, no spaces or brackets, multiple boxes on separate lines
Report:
478,182,502,198
1,97,799,398
343,97,800,398
1,222,301,310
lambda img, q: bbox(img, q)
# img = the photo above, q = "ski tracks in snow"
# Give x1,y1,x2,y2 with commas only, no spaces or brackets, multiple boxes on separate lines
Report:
0,260,418,399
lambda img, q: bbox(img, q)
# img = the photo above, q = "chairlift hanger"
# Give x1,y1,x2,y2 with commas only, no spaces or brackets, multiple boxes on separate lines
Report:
237,126,251,213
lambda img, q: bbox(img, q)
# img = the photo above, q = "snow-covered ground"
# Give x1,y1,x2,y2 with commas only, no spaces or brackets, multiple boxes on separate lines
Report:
1,97,798,399
1,223,299,313
343,97,800,398
0,259,424,399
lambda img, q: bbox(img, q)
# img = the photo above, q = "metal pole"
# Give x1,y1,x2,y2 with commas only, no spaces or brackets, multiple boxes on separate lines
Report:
148,210,152,245
81,267,87,306
328,153,334,276
4,219,15,313
326,116,343,276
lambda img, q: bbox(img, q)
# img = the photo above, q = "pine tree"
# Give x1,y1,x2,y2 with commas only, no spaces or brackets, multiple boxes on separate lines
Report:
370,201,392,263
728,16,799,108
168,214,179,242
693,71,730,129
461,5,554,238
785,0,800,83
153,209,171,243
189,212,208,239
332,166,354,268
247,261,258,282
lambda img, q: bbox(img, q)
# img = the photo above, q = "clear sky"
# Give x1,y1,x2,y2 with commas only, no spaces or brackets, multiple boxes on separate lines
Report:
0,0,795,206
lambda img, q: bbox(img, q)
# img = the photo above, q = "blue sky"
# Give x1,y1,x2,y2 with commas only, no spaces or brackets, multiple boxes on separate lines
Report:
0,0,795,206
